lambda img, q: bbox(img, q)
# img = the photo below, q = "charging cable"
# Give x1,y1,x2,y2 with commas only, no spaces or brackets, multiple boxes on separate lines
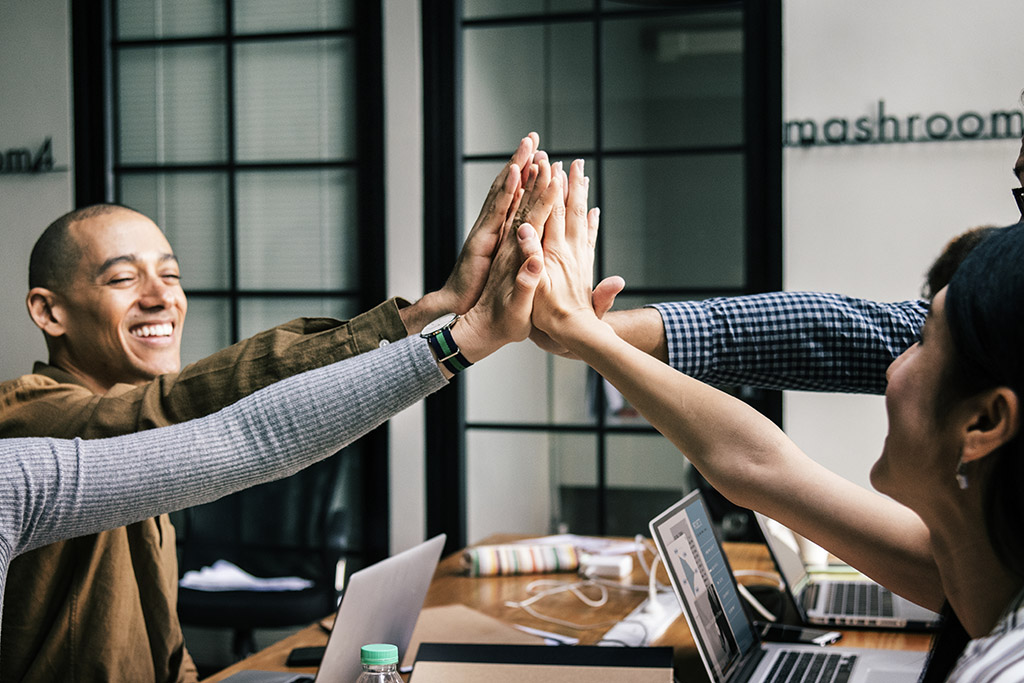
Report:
733,569,784,622
504,578,623,630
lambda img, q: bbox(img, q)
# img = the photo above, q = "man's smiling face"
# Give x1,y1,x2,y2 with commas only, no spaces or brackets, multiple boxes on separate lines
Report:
48,208,187,392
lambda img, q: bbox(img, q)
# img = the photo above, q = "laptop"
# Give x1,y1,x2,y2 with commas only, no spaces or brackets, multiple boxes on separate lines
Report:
649,492,926,683
220,534,446,683
754,512,942,630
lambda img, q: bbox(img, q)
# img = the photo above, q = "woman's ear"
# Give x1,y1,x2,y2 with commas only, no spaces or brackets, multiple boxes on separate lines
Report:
961,387,1020,465
26,287,67,338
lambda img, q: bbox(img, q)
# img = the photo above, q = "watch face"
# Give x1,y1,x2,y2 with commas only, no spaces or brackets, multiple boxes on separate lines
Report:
421,313,459,336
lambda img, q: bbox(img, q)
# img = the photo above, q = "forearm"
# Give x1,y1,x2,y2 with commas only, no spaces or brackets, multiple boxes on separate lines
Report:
604,308,669,362
0,300,411,440
10,336,445,555
559,317,943,609
649,293,927,394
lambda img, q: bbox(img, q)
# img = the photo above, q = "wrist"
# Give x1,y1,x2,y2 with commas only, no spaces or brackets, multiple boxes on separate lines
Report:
401,291,449,335
605,308,669,362
449,309,503,365
421,313,474,376
547,313,613,353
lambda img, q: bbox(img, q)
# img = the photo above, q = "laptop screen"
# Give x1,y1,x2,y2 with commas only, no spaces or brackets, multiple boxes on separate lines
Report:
650,491,758,682
754,512,812,621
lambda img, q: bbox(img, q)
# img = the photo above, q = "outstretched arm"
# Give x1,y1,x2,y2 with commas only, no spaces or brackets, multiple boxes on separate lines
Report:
531,159,943,611
5,164,557,559
556,294,927,394
5,336,444,559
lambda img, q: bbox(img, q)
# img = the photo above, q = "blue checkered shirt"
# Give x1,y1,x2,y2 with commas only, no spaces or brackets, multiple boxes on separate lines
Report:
650,292,927,395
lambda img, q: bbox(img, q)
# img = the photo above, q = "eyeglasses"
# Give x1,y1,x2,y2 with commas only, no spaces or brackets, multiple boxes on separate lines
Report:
1014,187,1024,220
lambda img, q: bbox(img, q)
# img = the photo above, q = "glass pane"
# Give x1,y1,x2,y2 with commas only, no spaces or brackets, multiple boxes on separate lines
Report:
602,11,743,149
466,429,576,543
234,0,353,33
118,172,231,290
463,23,594,156
464,0,592,20
462,161,504,245
117,0,224,39
550,433,599,535
179,297,232,366
466,342,594,426
235,169,358,290
118,45,228,164
600,0,740,11
235,38,355,162
602,154,745,289
605,432,691,536
238,296,358,339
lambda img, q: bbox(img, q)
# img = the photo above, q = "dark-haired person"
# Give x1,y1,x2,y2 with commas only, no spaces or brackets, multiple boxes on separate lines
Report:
0,209,550,662
533,166,1024,679
0,136,561,682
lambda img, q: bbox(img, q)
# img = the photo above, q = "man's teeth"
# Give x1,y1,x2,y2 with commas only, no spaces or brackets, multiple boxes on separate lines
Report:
132,323,173,338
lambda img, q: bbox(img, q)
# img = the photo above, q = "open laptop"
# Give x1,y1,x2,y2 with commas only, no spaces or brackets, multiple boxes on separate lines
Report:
221,534,446,683
650,492,926,683
754,512,942,630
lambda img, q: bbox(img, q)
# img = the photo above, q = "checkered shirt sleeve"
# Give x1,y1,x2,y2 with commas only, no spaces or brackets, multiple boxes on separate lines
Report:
650,292,927,394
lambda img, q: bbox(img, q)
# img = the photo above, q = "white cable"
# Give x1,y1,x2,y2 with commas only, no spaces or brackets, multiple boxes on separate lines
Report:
503,540,679,631
645,553,663,614
734,569,784,588
737,582,777,621
504,579,623,630
632,535,671,592
733,569,784,622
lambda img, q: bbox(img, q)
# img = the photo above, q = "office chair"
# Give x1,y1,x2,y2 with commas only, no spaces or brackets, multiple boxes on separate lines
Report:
175,449,358,662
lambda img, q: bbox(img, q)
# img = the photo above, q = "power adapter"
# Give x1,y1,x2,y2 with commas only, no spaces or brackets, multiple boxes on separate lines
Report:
579,553,633,579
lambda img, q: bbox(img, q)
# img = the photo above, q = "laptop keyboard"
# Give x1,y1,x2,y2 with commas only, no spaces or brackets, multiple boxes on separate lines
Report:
827,582,894,617
765,651,857,683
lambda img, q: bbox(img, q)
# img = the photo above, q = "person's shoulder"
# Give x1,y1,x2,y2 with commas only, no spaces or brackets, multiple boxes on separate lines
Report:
0,369,95,437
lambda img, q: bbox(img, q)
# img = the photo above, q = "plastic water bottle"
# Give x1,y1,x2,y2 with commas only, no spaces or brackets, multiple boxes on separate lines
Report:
354,643,403,682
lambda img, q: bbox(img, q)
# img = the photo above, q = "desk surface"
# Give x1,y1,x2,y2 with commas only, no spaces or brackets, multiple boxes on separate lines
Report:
201,537,932,682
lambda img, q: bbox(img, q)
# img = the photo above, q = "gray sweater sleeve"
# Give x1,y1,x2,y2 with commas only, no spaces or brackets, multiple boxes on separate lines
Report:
0,335,446,605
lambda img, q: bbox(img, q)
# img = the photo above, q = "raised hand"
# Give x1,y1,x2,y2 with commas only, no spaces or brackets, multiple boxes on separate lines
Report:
449,159,567,365
532,159,612,346
438,133,539,314
400,134,539,334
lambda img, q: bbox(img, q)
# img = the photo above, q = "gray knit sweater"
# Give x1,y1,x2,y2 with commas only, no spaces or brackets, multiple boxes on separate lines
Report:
0,335,445,657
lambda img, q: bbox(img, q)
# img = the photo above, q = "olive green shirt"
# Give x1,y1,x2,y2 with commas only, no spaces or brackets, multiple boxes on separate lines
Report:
0,300,408,682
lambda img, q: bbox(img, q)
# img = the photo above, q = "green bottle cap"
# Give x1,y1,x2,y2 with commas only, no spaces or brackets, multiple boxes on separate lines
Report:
360,643,399,666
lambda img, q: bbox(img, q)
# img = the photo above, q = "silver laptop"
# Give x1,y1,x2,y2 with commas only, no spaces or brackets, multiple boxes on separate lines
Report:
754,512,941,630
650,492,926,683
221,534,446,683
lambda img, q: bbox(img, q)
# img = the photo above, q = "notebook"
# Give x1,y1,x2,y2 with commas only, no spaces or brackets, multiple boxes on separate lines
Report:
754,512,942,630
220,534,446,683
649,492,927,683
410,643,673,682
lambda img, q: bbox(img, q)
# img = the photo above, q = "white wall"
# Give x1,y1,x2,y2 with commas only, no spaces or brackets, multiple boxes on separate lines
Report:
782,0,1023,488
0,0,73,379
383,0,427,553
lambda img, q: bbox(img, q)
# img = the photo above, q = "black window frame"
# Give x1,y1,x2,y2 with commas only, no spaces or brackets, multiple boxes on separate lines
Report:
422,0,782,553
71,0,391,567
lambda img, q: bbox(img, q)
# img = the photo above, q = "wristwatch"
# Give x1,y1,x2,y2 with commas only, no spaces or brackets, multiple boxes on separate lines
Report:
420,313,473,374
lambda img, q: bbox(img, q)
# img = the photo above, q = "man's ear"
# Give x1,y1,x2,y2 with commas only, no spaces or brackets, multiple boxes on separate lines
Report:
26,287,67,338
961,387,1020,465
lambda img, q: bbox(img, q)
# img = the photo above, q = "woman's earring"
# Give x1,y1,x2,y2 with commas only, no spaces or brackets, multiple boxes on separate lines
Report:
955,459,969,490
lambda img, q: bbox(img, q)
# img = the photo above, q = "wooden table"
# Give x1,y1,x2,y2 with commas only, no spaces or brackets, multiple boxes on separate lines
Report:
202,537,933,682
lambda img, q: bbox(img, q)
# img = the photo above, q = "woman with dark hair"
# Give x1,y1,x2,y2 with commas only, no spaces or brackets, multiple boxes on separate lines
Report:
533,160,1024,679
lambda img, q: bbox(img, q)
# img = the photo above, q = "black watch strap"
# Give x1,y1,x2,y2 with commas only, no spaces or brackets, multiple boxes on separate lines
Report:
425,325,473,374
